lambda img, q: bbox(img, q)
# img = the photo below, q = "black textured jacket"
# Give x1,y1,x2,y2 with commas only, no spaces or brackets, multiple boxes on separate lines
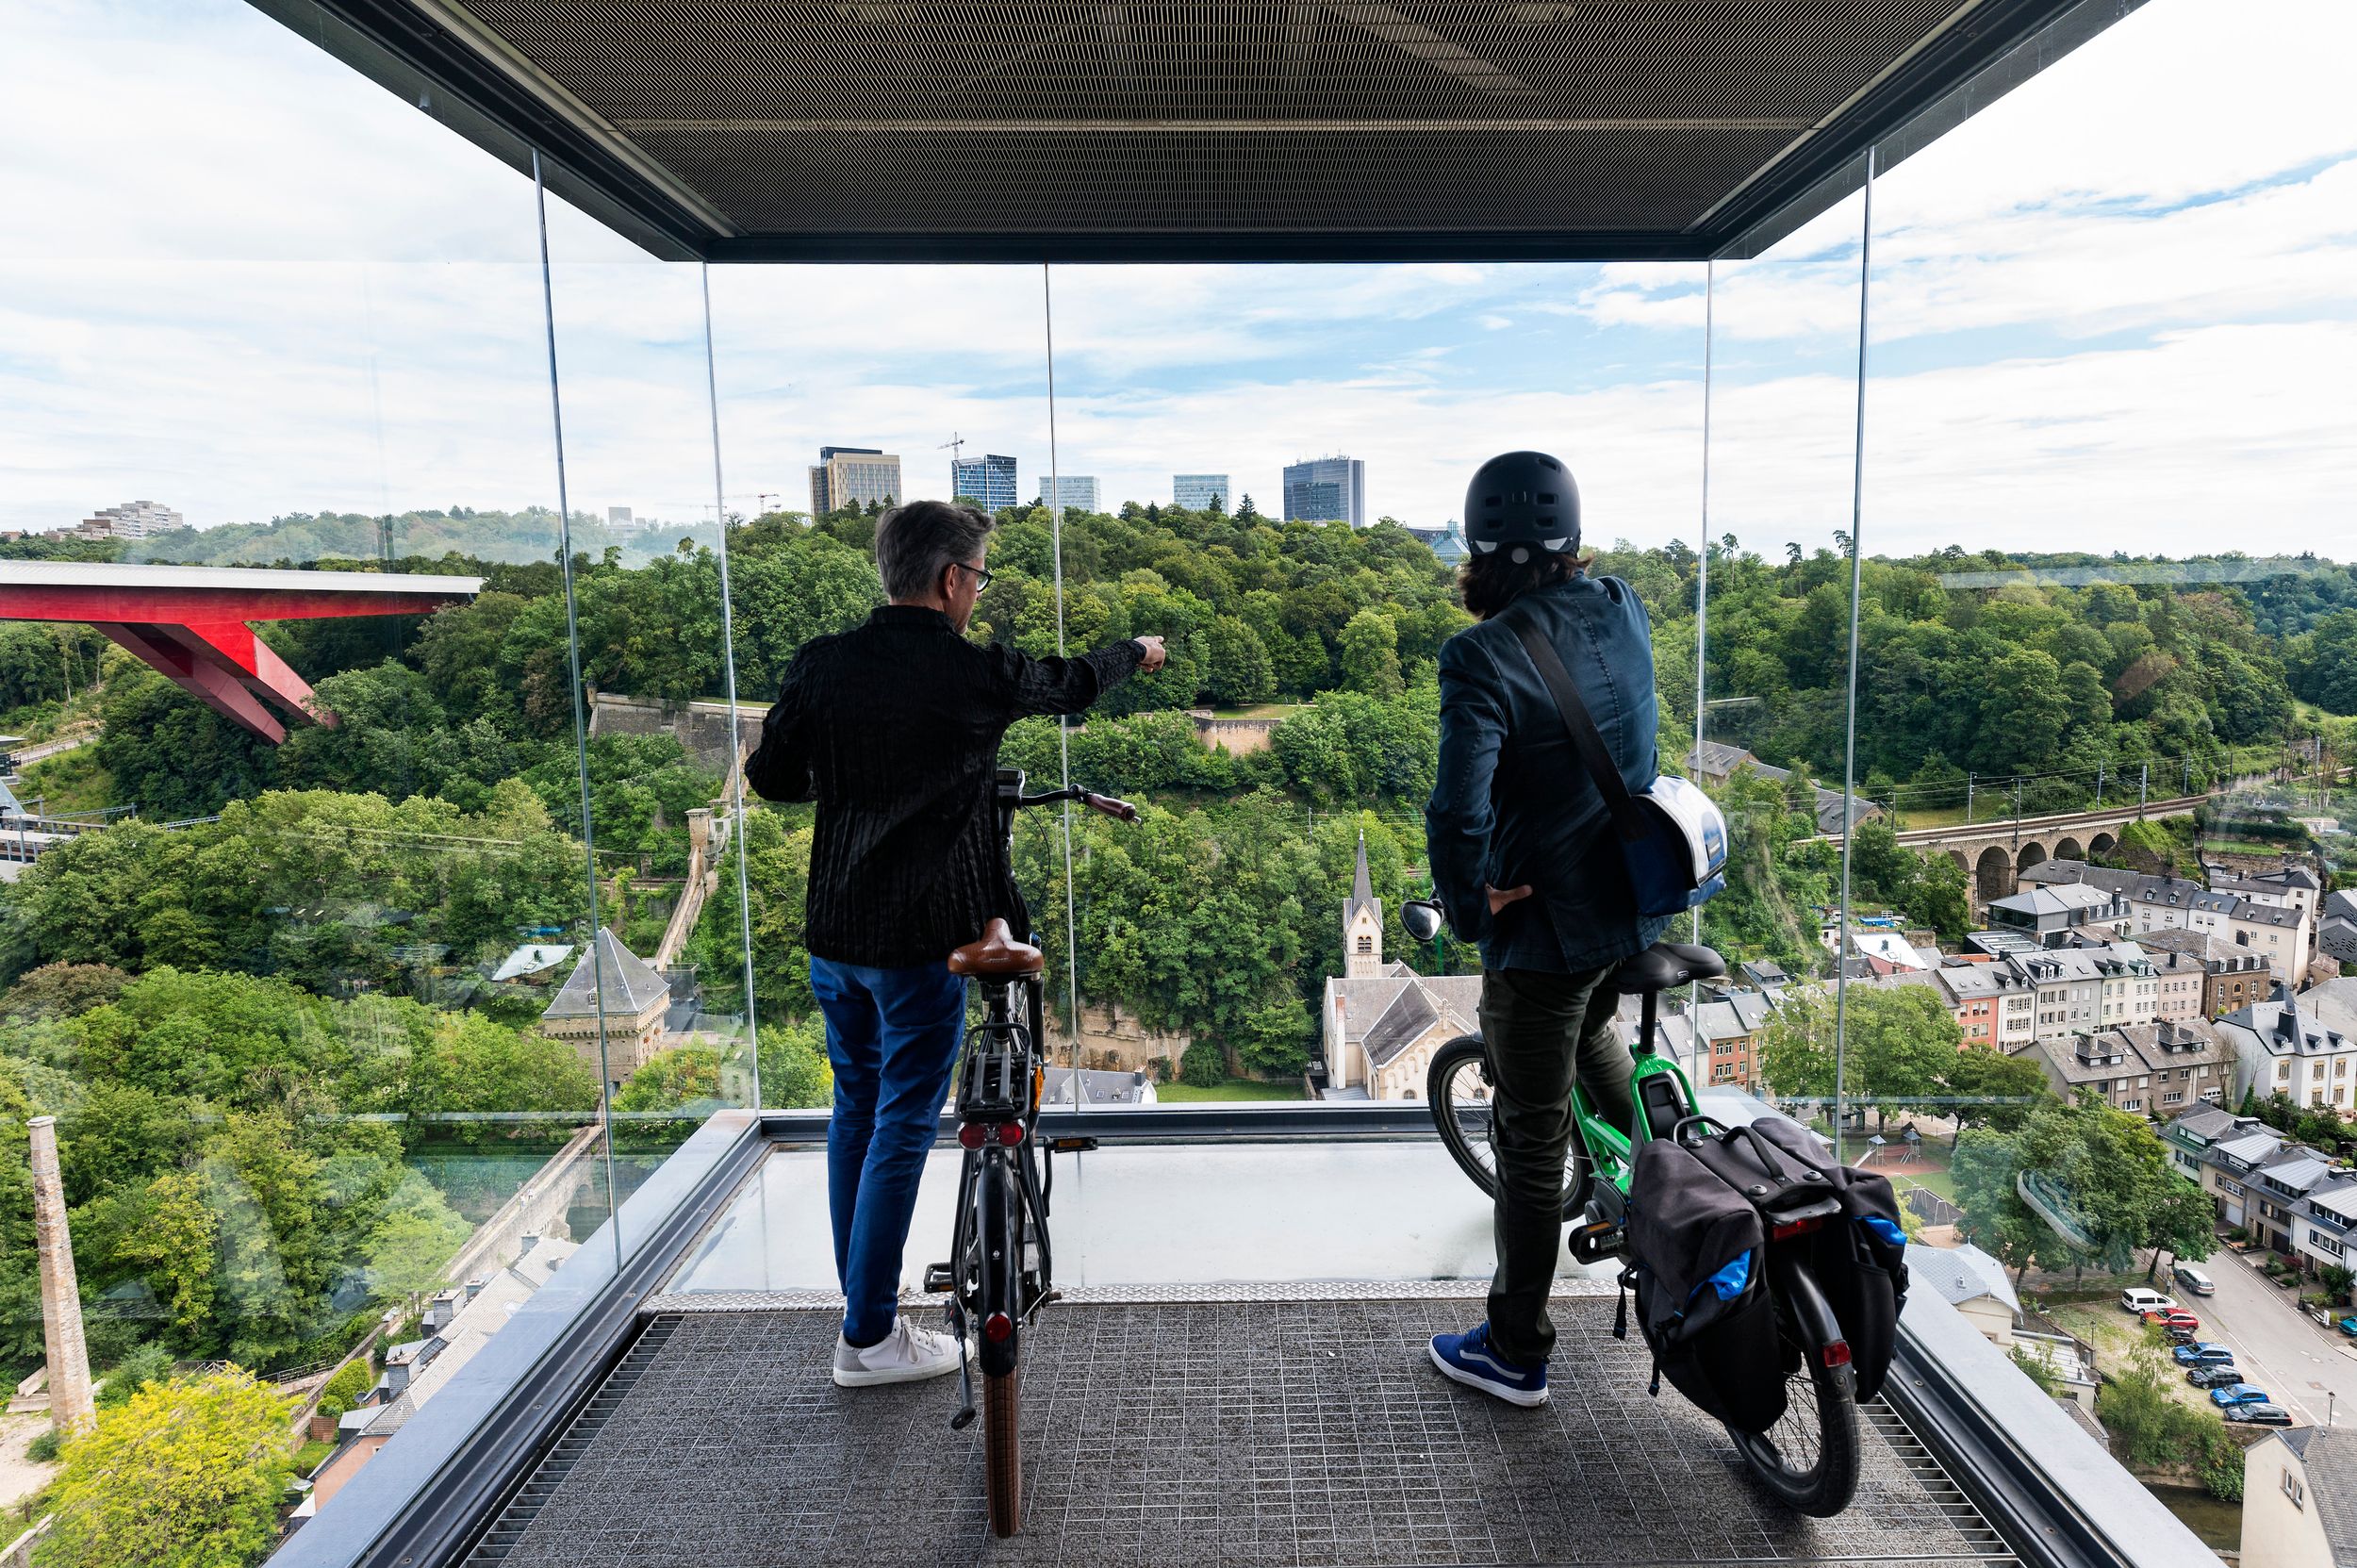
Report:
746,605,1145,967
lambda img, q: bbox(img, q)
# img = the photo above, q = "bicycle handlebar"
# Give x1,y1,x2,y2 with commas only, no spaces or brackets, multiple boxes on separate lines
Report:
1014,785,1139,823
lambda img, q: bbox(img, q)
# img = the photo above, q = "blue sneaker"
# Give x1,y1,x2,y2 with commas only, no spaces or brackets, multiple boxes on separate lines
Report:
1427,1323,1548,1407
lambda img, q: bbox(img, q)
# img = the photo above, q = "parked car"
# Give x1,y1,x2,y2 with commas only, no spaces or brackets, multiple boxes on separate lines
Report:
2226,1404,2297,1427
2122,1288,2177,1314
2143,1308,2200,1331
2174,1343,2235,1365
2340,1316,2357,1338
2187,1365,2247,1389
2211,1384,2272,1408
2174,1264,2217,1296
2167,1326,2199,1345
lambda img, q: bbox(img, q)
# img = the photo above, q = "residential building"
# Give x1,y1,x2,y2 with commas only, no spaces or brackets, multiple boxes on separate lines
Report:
2248,1146,2348,1257
2107,1017,2235,1116
2320,888,2357,970
2292,1181,2357,1280
2161,1104,2256,1183
69,499,185,540
1040,1066,1156,1107
1687,989,1774,1092
2124,871,2309,982
540,929,676,1088
2216,859,2323,947
2135,927,2272,1017
606,505,633,526
2201,1127,2309,1247
304,1235,578,1518
2145,947,2207,1021
2013,944,2156,1043
1985,883,2134,947
2241,1427,2357,1568
808,445,902,515
1282,455,1366,528
1038,473,1097,512
1907,1243,2100,1411
2218,985,2357,1112
2015,859,2144,899
1686,742,1884,834
1320,837,1479,1099
2014,1023,2172,1118
950,452,1018,510
1172,473,1229,511
1938,961,2037,1051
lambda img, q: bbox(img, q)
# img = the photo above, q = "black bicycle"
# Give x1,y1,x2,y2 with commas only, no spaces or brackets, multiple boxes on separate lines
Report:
922,768,1135,1538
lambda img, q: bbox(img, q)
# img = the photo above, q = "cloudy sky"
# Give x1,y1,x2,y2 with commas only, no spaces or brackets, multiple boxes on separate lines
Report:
2,0,2352,562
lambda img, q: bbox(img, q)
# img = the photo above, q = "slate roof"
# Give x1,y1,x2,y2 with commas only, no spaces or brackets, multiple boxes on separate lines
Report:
1345,833,1377,926
1684,745,1883,834
2017,859,2144,896
1907,1243,2021,1320
1333,966,1481,1071
2166,1104,2248,1144
1041,1066,1155,1106
543,929,673,1019
2286,1428,2357,1566
2221,994,2355,1060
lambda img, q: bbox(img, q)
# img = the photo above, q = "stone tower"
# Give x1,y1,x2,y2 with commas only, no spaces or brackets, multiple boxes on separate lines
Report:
27,1116,94,1433
1343,833,1384,979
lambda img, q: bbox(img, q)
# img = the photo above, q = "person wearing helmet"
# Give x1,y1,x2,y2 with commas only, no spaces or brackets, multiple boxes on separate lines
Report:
1423,449,1666,1408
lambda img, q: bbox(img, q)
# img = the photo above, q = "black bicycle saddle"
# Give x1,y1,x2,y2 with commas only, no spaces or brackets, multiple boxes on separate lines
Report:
1609,939,1728,996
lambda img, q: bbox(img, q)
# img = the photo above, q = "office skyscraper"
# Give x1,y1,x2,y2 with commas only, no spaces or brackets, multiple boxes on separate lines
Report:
951,453,1018,511
1173,473,1230,511
809,446,902,515
1040,474,1098,513
1282,456,1366,528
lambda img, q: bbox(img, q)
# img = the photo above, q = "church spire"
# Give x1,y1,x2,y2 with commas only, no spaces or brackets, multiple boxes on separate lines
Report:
1347,831,1375,923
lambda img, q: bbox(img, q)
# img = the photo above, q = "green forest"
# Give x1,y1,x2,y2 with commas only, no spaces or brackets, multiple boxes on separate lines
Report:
0,499,2347,1420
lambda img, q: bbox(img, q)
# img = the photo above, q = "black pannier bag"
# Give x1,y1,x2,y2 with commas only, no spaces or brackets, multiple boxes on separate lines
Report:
1725,1114,1911,1404
1618,1138,1786,1433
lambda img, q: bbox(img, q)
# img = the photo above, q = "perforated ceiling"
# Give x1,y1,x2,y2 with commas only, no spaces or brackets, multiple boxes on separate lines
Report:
255,0,2129,260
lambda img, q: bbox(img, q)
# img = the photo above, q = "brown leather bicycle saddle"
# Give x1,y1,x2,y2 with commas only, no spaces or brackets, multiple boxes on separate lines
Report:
948,917,1044,978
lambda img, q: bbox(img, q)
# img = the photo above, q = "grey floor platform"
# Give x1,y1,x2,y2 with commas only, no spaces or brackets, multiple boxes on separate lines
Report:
469,1296,2016,1568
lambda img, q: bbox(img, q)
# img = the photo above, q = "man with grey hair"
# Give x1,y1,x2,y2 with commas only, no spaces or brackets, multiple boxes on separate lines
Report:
749,499,1163,1385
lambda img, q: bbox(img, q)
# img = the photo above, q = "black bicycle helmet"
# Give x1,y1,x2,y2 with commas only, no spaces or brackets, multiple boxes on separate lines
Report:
1463,450,1580,563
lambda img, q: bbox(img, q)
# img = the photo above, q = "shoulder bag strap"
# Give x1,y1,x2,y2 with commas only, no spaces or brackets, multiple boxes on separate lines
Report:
1502,599,1651,844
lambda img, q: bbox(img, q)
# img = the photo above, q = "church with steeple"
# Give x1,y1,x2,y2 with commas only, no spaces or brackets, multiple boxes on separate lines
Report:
1319,834,1481,1100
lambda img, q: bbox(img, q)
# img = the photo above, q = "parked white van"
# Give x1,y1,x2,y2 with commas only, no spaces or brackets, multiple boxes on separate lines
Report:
2120,1287,2177,1314
2173,1264,2217,1296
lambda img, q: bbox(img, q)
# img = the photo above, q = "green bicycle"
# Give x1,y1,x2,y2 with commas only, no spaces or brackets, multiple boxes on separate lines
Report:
1408,902,1862,1517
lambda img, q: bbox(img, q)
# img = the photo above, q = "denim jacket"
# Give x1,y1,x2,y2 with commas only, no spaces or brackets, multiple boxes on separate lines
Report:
1424,573,1668,973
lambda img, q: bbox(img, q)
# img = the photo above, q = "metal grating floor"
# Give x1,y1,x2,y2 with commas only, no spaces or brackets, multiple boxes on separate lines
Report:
470,1296,2018,1567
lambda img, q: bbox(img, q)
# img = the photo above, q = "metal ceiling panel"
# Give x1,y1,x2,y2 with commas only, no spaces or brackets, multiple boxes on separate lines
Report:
251,0,2141,261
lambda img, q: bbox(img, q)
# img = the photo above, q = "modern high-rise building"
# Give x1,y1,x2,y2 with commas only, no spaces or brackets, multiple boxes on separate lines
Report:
1173,473,1230,511
950,453,1018,511
69,499,185,541
1039,474,1098,513
1282,456,1366,528
808,446,902,515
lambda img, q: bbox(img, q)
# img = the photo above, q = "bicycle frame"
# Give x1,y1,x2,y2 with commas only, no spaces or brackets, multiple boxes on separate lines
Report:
947,970,1054,1380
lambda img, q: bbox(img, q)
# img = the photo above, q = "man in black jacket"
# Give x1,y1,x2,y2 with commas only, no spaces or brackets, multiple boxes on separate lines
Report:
748,499,1162,1386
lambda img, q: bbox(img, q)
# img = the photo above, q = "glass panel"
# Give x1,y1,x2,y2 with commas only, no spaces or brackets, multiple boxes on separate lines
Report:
536,221,764,1257
0,0,615,1437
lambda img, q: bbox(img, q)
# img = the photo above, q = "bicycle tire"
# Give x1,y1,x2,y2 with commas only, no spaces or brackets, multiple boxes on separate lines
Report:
983,1370,1022,1537
1730,1254,1860,1517
1426,1034,1592,1220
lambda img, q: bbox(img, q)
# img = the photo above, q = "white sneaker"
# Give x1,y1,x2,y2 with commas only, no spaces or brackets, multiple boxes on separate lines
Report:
832,1317,963,1387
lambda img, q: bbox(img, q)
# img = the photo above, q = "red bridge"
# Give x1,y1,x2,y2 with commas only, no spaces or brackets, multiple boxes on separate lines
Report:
0,562,481,743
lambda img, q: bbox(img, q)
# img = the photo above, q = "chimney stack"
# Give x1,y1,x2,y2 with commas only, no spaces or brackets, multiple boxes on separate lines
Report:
27,1117,94,1434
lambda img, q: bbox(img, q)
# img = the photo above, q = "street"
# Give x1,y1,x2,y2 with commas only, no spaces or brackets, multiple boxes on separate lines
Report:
2175,1246,2357,1429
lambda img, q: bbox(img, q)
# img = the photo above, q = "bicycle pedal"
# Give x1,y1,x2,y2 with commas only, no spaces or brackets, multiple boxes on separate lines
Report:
922,1263,954,1294
1047,1136,1097,1153
1569,1221,1625,1264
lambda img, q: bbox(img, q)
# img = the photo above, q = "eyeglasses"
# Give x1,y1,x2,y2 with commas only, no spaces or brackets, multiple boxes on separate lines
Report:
953,561,996,592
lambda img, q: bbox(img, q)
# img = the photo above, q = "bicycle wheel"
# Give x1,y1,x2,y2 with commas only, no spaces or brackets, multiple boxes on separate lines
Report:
1426,1034,1592,1219
974,1155,1024,1536
1730,1253,1860,1517
983,1370,1021,1536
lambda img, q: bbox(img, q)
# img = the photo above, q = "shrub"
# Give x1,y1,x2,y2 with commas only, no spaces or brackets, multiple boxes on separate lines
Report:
316,1360,373,1421
26,1428,60,1463
1178,1042,1227,1088
95,1342,175,1410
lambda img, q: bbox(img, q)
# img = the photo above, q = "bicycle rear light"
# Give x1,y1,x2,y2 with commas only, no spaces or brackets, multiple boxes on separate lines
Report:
996,1121,1025,1147
983,1312,1014,1342
958,1124,988,1150
1770,1214,1827,1241
1821,1341,1853,1368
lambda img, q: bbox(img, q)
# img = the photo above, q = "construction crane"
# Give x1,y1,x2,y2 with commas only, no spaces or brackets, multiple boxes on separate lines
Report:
939,432,966,464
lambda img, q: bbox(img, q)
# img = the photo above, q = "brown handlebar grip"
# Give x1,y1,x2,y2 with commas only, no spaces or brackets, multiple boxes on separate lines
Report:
1082,792,1139,822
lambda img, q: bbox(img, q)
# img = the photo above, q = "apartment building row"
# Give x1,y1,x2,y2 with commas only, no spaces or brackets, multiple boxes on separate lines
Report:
2164,1105,2357,1267
2015,857,2320,982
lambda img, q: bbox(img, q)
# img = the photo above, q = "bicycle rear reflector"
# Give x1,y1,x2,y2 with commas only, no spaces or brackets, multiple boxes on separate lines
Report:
984,1312,1014,1343
1821,1341,1853,1368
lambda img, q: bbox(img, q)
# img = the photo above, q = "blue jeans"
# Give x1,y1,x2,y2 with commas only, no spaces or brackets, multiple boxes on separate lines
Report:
810,954,965,1347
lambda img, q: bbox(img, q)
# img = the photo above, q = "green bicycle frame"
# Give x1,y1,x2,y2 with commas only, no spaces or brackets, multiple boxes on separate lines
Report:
1571,1043,1702,1193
